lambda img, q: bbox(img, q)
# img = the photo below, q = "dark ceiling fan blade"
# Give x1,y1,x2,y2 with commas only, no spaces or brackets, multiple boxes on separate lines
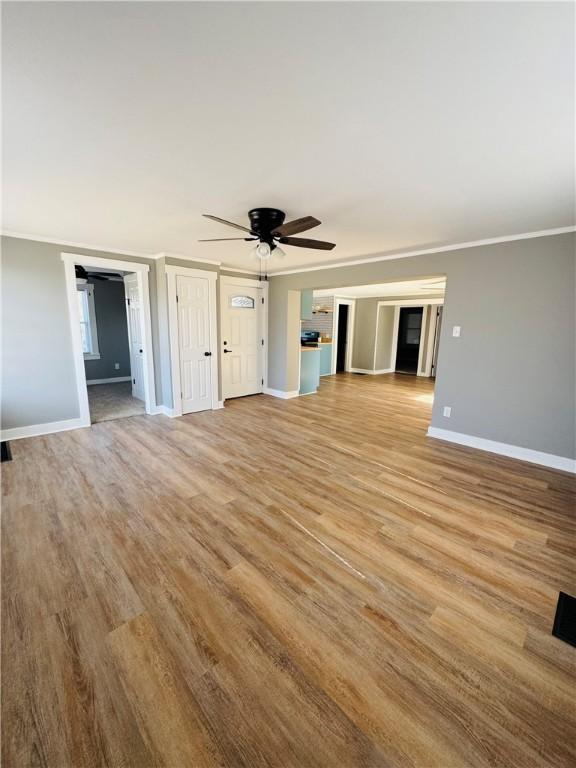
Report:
278,236,336,251
272,216,321,237
202,214,254,234
87,271,121,277
198,237,257,242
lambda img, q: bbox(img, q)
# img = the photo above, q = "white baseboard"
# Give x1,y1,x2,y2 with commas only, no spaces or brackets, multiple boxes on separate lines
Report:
152,402,223,416
149,404,177,417
86,376,131,385
349,368,394,375
263,387,300,399
1,416,90,442
427,427,576,473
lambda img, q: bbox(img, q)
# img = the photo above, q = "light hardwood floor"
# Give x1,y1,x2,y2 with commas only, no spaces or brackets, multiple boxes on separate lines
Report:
2,373,575,767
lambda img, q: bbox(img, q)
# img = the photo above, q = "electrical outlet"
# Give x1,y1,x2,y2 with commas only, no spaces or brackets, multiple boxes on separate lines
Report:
443,406,452,418
452,326,461,337
114,363,120,370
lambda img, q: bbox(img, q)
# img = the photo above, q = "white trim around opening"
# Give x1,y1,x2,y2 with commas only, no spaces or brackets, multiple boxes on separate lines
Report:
331,297,356,374
61,252,157,428
386,299,444,377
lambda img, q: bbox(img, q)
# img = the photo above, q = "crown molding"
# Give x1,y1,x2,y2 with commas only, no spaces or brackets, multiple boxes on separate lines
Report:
4,225,574,278
267,226,576,277
220,266,261,276
1,230,154,259
153,251,221,266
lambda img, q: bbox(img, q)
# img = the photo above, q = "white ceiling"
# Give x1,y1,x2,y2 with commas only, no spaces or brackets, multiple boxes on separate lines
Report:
3,2,574,274
314,278,446,299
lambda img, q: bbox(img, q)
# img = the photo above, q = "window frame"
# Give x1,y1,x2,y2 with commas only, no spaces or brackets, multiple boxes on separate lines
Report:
77,283,101,360
230,294,256,309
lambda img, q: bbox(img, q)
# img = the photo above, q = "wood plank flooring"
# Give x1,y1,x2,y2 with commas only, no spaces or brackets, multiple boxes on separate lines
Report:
2,372,575,767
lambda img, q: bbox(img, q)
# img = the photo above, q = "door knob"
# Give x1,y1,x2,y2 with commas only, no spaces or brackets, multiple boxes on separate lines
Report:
223,349,232,353
204,351,212,356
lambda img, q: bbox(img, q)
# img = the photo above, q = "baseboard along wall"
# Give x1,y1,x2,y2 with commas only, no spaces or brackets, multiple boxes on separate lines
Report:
263,388,300,399
427,426,576,474
0,417,90,442
86,376,131,385
349,368,394,375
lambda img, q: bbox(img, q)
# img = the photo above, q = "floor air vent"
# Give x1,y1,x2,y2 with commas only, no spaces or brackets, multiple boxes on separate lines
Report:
552,592,576,647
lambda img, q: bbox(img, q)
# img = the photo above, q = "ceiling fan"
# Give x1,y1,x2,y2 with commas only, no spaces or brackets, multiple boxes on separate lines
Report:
75,265,122,282
199,207,336,260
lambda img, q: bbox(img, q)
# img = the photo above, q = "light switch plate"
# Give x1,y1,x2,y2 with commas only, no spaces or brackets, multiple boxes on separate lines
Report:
452,326,461,337
443,406,452,418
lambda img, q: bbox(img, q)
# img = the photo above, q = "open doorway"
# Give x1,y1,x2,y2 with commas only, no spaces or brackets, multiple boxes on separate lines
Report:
297,279,444,404
336,304,349,372
395,306,423,374
62,253,156,428
332,298,355,374
77,267,146,422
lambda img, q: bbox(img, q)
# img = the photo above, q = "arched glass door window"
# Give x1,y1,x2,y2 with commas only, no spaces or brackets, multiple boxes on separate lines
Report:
230,295,255,309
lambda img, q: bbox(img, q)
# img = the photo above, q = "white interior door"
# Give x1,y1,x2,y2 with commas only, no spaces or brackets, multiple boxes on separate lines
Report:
221,282,262,399
123,274,145,401
176,275,213,413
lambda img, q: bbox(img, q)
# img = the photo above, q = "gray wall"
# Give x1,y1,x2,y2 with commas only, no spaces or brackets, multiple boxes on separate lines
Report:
0,236,256,427
1,237,80,427
1,236,160,429
374,305,396,371
268,233,576,460
352,298,380,370
84,279,130,380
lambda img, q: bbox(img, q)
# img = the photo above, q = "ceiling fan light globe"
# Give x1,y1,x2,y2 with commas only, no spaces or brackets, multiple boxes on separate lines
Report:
273,245,286,258
256,242,271,260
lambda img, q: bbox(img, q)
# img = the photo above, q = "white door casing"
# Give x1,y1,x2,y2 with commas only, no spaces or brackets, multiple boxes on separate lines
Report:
123,274,145,401
331,297,356,374
220,277,265,400
166,265,219,417
176,275,213,413
61,253,156,428
383,299,444,377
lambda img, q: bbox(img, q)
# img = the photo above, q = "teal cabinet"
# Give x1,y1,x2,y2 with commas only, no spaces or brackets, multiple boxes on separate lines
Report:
300,290,313,320
299,349,320,394
319,343,333,376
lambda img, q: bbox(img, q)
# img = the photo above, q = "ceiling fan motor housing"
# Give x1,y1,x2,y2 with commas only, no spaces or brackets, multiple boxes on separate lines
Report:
248,208,285,245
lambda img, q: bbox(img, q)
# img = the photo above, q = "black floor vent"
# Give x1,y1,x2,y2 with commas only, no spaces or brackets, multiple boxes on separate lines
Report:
1,441,12,462
552,592,576,647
